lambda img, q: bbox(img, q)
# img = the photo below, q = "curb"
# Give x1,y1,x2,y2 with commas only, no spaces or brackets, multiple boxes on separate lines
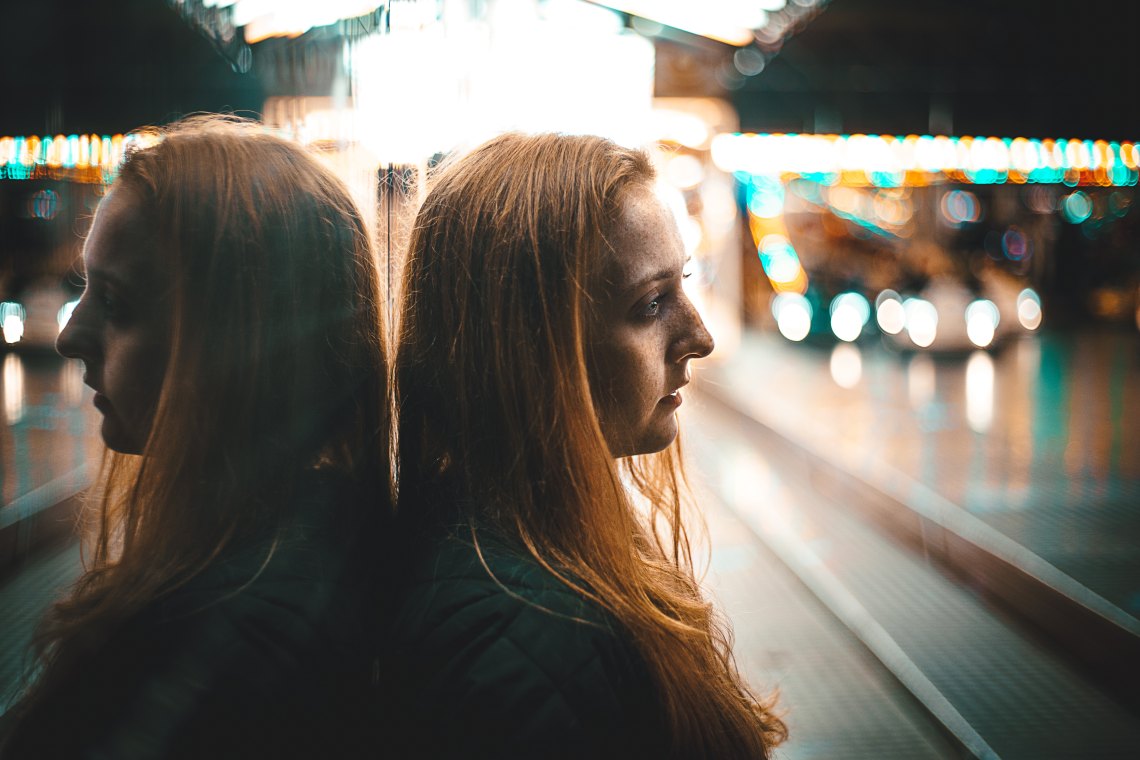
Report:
695,380,1140,714
0,465,90,577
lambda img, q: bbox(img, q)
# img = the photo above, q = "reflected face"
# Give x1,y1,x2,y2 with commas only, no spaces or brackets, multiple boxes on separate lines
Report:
589,188,715,458
56,188,168,454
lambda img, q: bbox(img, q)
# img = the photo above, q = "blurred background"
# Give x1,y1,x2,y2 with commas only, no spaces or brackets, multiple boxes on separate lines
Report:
1,1,1138,757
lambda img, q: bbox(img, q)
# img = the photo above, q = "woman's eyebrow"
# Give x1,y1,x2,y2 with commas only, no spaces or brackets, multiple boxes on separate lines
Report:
625,269,673,293
623,257,692,294
84,264,149,292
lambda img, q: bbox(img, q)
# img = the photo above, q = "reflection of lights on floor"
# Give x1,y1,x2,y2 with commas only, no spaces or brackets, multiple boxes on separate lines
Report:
721,448,806,548
62,358,85,407
1014,334,1041,379
830,343,862,389
4,352,26,424
908,353,936,408
965,350,995,433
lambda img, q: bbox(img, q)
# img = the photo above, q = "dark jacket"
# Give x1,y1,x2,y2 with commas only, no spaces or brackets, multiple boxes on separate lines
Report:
1,472,379,759
382,526,667,760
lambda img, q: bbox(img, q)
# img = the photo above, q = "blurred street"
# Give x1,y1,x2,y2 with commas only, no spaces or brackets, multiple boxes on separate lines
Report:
0,353,98,527
4,324,1139,757
3,1,1140,755
688,323,1140,758
699,326,1140,617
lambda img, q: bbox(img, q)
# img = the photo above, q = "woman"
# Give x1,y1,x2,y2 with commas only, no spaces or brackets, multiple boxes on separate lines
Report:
388,133,786,759
1,116,389,758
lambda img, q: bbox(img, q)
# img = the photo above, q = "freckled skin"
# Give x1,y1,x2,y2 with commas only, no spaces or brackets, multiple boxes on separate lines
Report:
56,188,169,455
589,189,715,458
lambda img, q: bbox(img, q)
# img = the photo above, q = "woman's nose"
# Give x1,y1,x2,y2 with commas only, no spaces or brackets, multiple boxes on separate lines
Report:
673,296,715,363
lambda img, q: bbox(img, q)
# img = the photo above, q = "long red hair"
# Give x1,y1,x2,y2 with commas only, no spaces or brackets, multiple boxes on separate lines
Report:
396,132,785,758
15,115,389,718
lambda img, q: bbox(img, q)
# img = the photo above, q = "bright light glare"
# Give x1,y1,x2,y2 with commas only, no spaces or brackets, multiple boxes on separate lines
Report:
353,7,653,163
875,290,905,334
829,292,871,342
2,316,23,345
665,154,705,189
650,108,710,149
903,297,938,348
58,300,79,333
965,299,1000,348
1017,288,1043,330
710,133,1140,189
594,1,769,45
239,0,383,42
772,292,812,342
1,302,25,345
829,343,862,388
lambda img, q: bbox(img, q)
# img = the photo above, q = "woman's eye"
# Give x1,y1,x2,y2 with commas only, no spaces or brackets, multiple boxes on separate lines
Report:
98,292,126,321
642,298,661,318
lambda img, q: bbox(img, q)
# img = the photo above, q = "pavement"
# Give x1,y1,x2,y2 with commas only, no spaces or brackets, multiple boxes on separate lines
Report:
696,326,1140,621
686,324,1140,758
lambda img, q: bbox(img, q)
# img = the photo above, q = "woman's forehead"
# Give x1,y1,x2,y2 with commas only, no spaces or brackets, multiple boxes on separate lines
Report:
604,189,686,289
83,188,159,286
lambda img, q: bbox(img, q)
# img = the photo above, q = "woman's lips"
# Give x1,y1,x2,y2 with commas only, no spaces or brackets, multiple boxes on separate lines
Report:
660,390,683,408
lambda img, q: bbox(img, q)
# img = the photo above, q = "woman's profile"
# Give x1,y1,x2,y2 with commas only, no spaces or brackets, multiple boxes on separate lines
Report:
0,115,389,758
388,132,786,759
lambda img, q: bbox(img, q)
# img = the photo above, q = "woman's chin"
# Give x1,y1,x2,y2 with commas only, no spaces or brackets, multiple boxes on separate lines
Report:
100,419,144,456
609,421,678,459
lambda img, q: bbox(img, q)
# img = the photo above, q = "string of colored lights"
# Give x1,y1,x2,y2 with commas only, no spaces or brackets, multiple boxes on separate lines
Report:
728,135,1107,348
0,133,158,183
712,133,1140,187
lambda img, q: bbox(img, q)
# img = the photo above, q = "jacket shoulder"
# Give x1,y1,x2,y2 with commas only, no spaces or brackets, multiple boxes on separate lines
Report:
386,533,664,759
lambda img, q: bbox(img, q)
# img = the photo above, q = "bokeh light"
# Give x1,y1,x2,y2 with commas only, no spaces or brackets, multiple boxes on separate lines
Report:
747,175,786,218
1017,288,1043,330
903,297,938,348
1061,191,1093,223
965,299,1000,348
772,292,813,342
875,290,906,335
665,153,705,189
1,302,26,345
829,292,871,342
733,47,766,76
758,234,804,285
1000,227,1029,261
712,133,1140,187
